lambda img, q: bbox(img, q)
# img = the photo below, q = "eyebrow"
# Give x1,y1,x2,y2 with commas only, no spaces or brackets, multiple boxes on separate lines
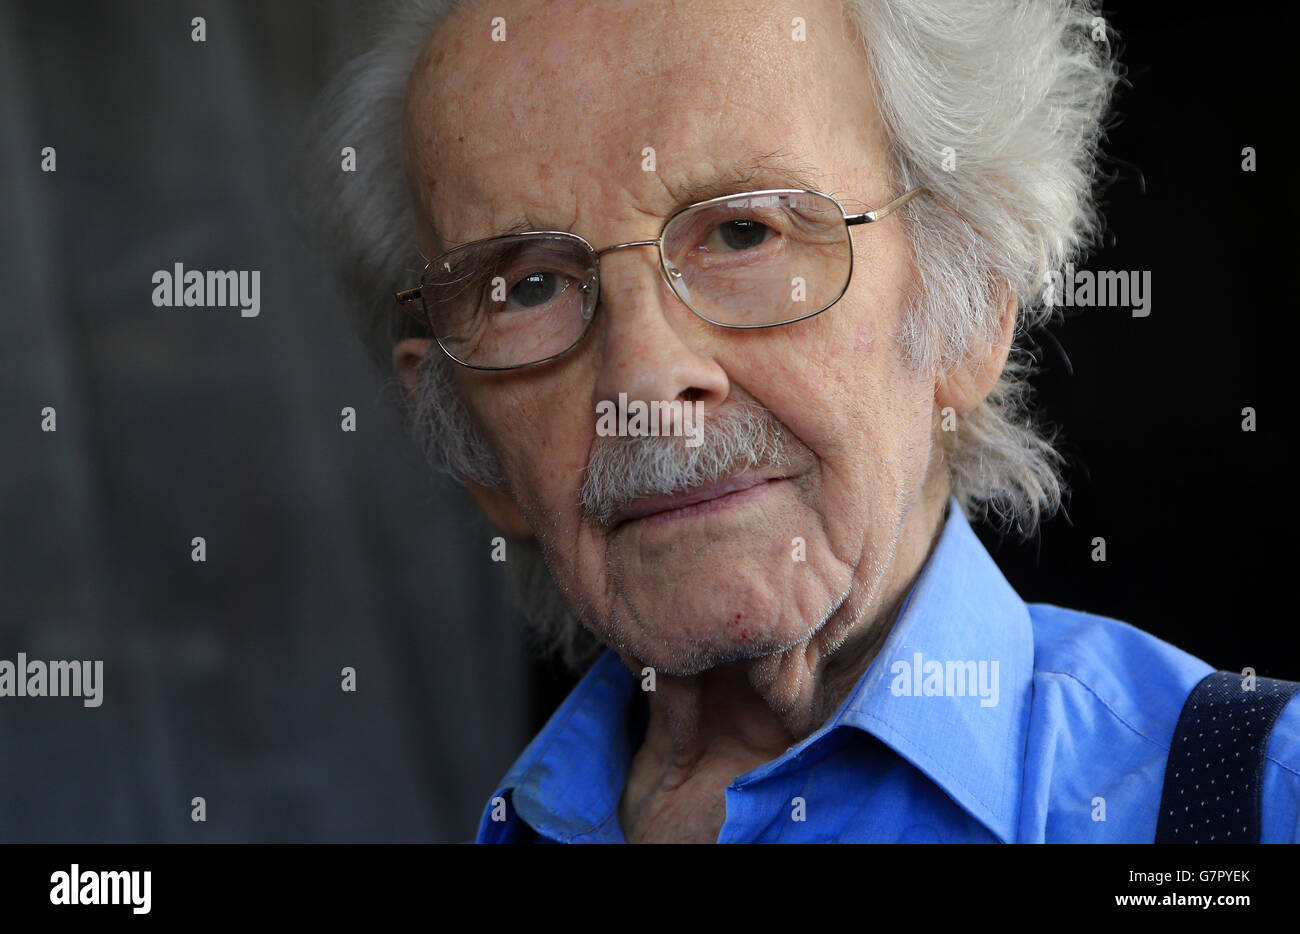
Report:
668,151,831,208
476,150,832,243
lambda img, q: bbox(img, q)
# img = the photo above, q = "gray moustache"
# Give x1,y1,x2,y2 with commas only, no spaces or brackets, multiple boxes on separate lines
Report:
581,401,794,526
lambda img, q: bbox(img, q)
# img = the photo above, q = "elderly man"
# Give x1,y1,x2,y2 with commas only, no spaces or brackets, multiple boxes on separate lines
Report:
316,0,1299,843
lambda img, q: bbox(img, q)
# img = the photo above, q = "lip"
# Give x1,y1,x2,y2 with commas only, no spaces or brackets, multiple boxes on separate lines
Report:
611,473,782,529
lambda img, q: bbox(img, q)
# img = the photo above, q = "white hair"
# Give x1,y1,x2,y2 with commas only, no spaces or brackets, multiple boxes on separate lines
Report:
309,0,1120,669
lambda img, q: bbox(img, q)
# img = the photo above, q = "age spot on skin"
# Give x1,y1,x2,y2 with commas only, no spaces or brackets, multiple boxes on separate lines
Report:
730,612,753,643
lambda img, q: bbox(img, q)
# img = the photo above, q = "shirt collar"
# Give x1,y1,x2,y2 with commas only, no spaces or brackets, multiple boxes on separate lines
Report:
830,499,1034,842
480,497,1034,843
479,649,639,843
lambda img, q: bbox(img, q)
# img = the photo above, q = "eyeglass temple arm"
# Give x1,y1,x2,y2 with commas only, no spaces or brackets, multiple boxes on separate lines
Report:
845,187,926,226
394,287,428,325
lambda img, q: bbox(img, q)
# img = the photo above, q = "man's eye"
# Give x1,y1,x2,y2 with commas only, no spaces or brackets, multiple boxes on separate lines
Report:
505,271,570,309
704,219,774,252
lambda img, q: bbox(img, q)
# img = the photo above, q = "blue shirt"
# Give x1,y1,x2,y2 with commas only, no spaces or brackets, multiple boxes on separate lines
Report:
476,500,1300,842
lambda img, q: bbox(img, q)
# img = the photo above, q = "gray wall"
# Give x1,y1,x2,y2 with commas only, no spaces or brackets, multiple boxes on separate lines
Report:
0,0,532,841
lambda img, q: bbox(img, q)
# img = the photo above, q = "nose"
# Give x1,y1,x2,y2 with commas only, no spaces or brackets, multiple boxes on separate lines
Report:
590,244,730,423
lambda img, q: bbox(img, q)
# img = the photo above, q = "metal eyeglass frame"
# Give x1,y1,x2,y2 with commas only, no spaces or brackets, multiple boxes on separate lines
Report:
395,186,927,371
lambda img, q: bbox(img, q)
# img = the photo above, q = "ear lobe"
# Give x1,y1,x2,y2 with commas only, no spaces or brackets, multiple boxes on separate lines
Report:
465,479,534,541
935,288,1016,414
392,337,533,540
393,337,433,402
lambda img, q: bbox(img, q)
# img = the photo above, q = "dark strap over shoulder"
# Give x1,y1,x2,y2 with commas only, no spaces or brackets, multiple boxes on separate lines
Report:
1155,671,1300,844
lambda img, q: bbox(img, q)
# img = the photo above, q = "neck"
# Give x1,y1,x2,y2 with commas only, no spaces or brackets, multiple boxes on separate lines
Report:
617,483,951,842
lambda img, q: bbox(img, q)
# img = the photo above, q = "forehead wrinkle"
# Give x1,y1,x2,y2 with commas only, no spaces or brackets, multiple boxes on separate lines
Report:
662,149,839,207
425,147,842,256
417,152,877,269
416,155,583,253
449,146,842,248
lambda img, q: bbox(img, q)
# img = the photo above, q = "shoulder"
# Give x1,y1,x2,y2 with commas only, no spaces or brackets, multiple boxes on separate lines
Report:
1022,603,1300,842
1027,603,1212,744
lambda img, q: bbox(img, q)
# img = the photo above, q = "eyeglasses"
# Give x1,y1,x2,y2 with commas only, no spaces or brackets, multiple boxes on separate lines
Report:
395,186,926,371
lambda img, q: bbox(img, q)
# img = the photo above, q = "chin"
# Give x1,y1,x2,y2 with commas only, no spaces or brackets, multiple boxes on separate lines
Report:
609,606,829,677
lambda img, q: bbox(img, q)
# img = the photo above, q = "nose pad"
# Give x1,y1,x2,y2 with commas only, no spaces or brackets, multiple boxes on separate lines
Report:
578,269,598,320
664,261,692,305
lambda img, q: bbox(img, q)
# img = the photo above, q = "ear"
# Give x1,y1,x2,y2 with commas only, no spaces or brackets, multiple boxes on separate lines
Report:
464,480,534,540
393,337,432,402
392,337,534,541
935,287,1016,414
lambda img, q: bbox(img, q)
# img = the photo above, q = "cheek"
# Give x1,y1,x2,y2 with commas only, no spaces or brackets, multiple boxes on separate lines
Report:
800,299,879,378
804,311,883,420
514,428,589,517
854,317,876,357
465,378,591,509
